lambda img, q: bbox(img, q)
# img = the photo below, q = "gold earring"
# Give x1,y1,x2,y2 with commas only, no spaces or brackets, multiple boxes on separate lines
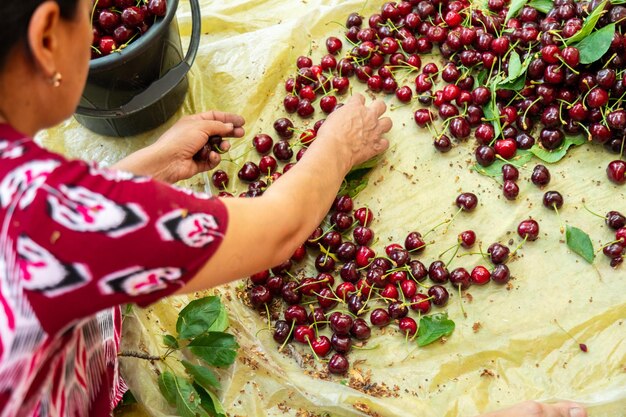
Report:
50,72,63,88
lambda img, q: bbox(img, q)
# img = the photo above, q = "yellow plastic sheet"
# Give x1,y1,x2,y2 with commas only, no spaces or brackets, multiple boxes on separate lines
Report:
37,0,626,416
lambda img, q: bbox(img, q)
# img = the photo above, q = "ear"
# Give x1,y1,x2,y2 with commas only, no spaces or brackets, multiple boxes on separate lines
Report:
27,1,62,79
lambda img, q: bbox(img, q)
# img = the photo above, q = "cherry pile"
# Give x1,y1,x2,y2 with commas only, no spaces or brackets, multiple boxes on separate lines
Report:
243,191,538,375
210,0,626,376
91,0,167,59
277,0,626,192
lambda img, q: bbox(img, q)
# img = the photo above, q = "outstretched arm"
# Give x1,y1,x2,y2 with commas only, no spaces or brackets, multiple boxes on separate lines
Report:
179,94,391,292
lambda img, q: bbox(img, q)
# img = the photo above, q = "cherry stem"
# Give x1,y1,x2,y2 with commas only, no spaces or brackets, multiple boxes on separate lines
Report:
597,239,621,253
443,207,463,234
278,320,296,352
439,242,459,259
312,290,342,304
308,305,318,335
553,319,584,346
458,284,466,318
306,337,321,362
358,288,374,315
582,203,605,219
508,235,527,260
351,344,379,351
557,56,580,75
424,218,452,239
254,326,273,338
408,242,429,253
264,303,271,331
405,296,434,307
405,267,431,289
445,244,461,269
554,204,565,234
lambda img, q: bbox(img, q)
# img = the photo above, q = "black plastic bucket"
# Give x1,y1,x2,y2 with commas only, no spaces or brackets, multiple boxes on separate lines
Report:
74,0,201,137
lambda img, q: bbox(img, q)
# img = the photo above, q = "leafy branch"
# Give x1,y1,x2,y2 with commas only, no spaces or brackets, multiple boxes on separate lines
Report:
123,296,238,417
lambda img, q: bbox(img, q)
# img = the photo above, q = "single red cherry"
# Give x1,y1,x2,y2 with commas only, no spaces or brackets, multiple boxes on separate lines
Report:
458,230,476,248
494,139,517,159
607,160,626,185
310,336,332,357
470,266,491,285
328,353,349,374
326,36,342,54
518,219,540,241
294,325,315,344
399,317,418,336
456,192,478,211
409,293,431,314
369,308,391,327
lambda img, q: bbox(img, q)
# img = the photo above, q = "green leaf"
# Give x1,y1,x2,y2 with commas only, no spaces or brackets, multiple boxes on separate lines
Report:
344,167,371,183
176,296,223,340
566,0,607,44
196,384,227,417
163,334,179,349
574,23,615,64
207,307,229,333
471,150,533,179
527,0,553,13
483,100,502,140
182,360,221,390
188,332,239,368
342,167,372,198
506,0,528,22
498,74,527,91
566,225,595,264
173,375,209,417
475,69,488,88
346,177,369,198
417,314,455,347
351,155,382,171
506,51,522,80
497,52,532,91
529,134,586,163
158,371,178,405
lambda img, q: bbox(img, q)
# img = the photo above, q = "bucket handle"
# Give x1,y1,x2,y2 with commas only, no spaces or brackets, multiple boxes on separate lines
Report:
76,0,201,118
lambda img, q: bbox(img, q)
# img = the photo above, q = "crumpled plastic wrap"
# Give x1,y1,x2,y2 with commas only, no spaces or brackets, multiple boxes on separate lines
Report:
37,0,626,416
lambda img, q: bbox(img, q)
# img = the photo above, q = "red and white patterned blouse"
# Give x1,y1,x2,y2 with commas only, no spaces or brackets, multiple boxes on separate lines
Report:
0,124,228,417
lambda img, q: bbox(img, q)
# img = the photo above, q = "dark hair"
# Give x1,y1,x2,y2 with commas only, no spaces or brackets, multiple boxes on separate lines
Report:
0,0,80,70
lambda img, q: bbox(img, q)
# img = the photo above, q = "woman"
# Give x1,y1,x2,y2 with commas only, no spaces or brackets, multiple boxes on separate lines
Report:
0,1,587,416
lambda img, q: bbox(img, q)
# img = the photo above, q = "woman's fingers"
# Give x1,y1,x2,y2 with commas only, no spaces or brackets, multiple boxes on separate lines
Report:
190,111,246,128
208,151,221,169
347,93,365,106
219,140,231,152
232,126,245,138
378,117,393,134
478,401,587,417
370,99,387,118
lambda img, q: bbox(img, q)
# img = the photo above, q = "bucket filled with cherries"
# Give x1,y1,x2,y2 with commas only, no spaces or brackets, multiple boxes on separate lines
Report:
75,0,201,137
91,0,168,58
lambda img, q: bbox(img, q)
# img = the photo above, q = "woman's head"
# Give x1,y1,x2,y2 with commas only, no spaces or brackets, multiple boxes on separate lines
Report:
0,0,92,134
0,1,80,70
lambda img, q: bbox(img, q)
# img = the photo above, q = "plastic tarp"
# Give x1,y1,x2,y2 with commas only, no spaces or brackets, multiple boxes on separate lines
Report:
37,0,626,416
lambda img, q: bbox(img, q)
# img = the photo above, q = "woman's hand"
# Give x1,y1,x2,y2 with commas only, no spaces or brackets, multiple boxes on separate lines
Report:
113,111,245,183
180,94,393,293
314,94,392,170
478,401,586,417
